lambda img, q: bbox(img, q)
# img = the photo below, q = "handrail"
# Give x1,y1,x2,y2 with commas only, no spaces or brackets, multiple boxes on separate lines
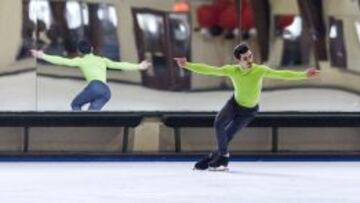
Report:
0,111,358,127
0,112,143,127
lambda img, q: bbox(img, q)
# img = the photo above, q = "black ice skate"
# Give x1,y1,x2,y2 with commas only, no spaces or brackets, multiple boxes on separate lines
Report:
208,154,229,171
193,152,216,170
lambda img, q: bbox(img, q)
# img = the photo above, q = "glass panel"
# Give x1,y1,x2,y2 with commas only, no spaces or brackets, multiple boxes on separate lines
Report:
135,12,168,81
168,13,191,86
328,17,347,69
274,15,312,67
355,21,360,47
136,13,166,54
97,4,119,60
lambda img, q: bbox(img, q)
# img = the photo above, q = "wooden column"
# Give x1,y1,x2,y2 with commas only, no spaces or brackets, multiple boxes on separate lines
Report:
249,0,270,62
21,0,31,38
49,1,76,56
88,4,103,55
297,0,327,66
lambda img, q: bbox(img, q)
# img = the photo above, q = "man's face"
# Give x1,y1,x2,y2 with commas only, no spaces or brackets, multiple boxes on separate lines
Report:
237,50,253,68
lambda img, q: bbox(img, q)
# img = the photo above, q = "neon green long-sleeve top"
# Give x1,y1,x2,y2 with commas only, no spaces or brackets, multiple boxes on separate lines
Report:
41,53,141,82
185,62,308,108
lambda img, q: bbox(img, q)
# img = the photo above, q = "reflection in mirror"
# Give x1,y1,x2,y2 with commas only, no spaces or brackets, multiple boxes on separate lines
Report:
274,15,312,67
35,0,132,111
169,13,191,83
0,0,36,111
31,0,119,59
328,17,347,69
9,0,360,111
136,12,167,84
355,21,360,45
133,9,192,90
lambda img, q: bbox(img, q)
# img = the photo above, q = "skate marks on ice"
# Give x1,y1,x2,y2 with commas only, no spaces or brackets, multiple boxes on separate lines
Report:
193,166,304,179
193,161,360,181
0,161,360,203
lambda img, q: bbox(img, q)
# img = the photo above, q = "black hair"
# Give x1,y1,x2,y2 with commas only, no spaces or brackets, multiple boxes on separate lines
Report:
233,43,249,60
77,40,92,54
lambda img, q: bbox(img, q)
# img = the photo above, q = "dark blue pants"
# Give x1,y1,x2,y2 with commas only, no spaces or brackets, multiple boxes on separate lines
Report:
71,80,111,111
214,96,258,155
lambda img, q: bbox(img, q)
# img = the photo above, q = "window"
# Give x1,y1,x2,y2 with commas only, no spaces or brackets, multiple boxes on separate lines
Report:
274,15,311,67
354,21,360,44
328,17,347,69
29,0,52,28
24,0,120,60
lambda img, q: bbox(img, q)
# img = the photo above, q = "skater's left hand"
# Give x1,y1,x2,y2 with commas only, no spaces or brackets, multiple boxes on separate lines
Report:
139,60,151,71
30,49,44,59
174,57,187,68
306,68,320,78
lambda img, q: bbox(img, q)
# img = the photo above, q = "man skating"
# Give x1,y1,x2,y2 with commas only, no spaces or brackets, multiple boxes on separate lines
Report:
174,43,320,171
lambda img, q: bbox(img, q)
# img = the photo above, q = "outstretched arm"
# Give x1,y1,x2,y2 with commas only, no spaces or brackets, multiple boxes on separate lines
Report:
174,57,230,76
104,58,151,71
263,66,320,80
31,49,80,67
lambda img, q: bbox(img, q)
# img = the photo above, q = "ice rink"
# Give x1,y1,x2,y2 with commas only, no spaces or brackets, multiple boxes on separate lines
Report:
0,161,359,203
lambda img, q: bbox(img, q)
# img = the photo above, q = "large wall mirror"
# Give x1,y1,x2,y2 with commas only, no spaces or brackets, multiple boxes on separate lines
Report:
0,0,359,112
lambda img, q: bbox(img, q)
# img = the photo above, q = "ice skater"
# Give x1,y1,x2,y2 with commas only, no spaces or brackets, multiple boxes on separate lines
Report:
174,43,320,171
31,40,151,111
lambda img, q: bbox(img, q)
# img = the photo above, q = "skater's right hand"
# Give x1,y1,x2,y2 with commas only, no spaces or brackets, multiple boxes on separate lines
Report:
30,49,44,59
174,57,187,68
306,67,320,78
139,60,152,71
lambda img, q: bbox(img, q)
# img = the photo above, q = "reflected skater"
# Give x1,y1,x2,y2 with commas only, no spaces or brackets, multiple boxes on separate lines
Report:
31,40,151,111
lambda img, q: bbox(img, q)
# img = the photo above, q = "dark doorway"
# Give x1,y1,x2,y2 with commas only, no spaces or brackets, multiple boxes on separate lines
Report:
132,8,191,91
274,15,312,67
329,17,347,69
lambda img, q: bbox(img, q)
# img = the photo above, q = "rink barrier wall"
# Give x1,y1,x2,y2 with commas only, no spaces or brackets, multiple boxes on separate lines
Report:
0,112,143,153
0,112,359,156
163,112,360,152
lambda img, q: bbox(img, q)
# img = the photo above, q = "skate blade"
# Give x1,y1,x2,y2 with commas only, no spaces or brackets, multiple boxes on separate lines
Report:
192,167,208,171
208,166,229,172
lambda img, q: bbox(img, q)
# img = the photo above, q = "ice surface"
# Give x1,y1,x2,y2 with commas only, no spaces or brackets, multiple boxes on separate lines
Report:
0,161,359,203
